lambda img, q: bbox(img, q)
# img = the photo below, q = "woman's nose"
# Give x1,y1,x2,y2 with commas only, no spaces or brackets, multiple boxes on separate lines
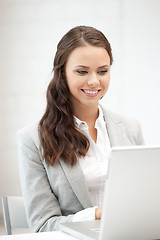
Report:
87,73,99,87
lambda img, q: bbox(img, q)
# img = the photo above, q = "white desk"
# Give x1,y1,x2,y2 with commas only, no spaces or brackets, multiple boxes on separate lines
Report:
0,231,77,240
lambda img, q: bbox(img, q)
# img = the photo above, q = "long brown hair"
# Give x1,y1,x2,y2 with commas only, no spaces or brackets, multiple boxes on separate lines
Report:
39,26,113,166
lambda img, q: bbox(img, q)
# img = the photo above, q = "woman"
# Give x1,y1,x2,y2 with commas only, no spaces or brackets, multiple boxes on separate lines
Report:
17,26,144,232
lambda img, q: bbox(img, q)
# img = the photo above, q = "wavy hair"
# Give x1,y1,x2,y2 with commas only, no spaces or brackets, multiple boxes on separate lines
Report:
39,26,113,166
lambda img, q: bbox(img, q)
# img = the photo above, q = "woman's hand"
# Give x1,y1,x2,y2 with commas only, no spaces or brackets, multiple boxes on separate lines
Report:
95,207,102,220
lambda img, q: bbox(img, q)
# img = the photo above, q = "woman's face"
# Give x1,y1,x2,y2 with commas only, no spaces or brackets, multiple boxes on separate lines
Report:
65,44,111,111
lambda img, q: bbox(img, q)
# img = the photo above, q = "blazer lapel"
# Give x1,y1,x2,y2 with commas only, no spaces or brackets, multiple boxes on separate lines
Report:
59,158,93,208
101,106,124,147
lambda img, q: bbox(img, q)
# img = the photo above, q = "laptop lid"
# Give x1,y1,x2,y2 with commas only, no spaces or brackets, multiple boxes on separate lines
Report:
100,145,160,240
60,145,160,240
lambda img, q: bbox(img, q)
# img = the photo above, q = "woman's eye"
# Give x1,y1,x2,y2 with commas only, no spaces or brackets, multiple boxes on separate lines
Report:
76,70,88,75
98,70,108,75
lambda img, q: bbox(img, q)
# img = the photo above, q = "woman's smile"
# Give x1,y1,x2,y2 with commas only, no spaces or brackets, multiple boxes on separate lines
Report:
81,89,101,97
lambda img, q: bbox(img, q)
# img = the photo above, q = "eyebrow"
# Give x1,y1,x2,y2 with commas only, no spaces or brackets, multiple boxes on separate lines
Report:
98,65,110,69
74,64,110,69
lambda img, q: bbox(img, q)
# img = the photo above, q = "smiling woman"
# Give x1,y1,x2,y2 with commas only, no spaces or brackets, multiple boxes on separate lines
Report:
16,26,144,232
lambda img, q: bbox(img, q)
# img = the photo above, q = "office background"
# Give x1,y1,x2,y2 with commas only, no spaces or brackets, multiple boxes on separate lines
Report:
0,0,160,219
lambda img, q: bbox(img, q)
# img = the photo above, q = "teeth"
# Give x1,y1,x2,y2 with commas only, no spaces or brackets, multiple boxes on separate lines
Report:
83,90,98,94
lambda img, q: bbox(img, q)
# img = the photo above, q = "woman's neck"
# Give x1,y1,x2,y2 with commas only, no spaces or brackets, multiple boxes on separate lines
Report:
73,104,99,126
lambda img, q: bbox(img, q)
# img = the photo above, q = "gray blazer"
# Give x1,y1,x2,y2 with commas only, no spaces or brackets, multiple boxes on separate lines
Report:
17,107,144,232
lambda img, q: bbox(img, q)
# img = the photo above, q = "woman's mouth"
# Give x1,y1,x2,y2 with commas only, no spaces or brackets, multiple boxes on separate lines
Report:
81,89,100,97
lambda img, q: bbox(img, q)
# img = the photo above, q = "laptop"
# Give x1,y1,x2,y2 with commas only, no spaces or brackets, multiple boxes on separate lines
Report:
60,145,160,240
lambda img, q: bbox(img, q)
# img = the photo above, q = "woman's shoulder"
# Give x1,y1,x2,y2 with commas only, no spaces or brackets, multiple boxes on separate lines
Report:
16,122,40,149
100,105,141,126
100,106,144,145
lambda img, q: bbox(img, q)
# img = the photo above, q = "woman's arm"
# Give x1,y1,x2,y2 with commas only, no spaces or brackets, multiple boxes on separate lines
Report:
17,128,97,232
17,129,74,232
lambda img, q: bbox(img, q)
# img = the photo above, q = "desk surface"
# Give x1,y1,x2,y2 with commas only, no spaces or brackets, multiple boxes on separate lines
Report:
0,231,77,240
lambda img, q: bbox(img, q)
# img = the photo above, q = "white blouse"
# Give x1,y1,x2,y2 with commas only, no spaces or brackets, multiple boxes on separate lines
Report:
72,106,111,222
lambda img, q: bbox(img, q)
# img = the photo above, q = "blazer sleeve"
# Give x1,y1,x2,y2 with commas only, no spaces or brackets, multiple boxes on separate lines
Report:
17,129,74,232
